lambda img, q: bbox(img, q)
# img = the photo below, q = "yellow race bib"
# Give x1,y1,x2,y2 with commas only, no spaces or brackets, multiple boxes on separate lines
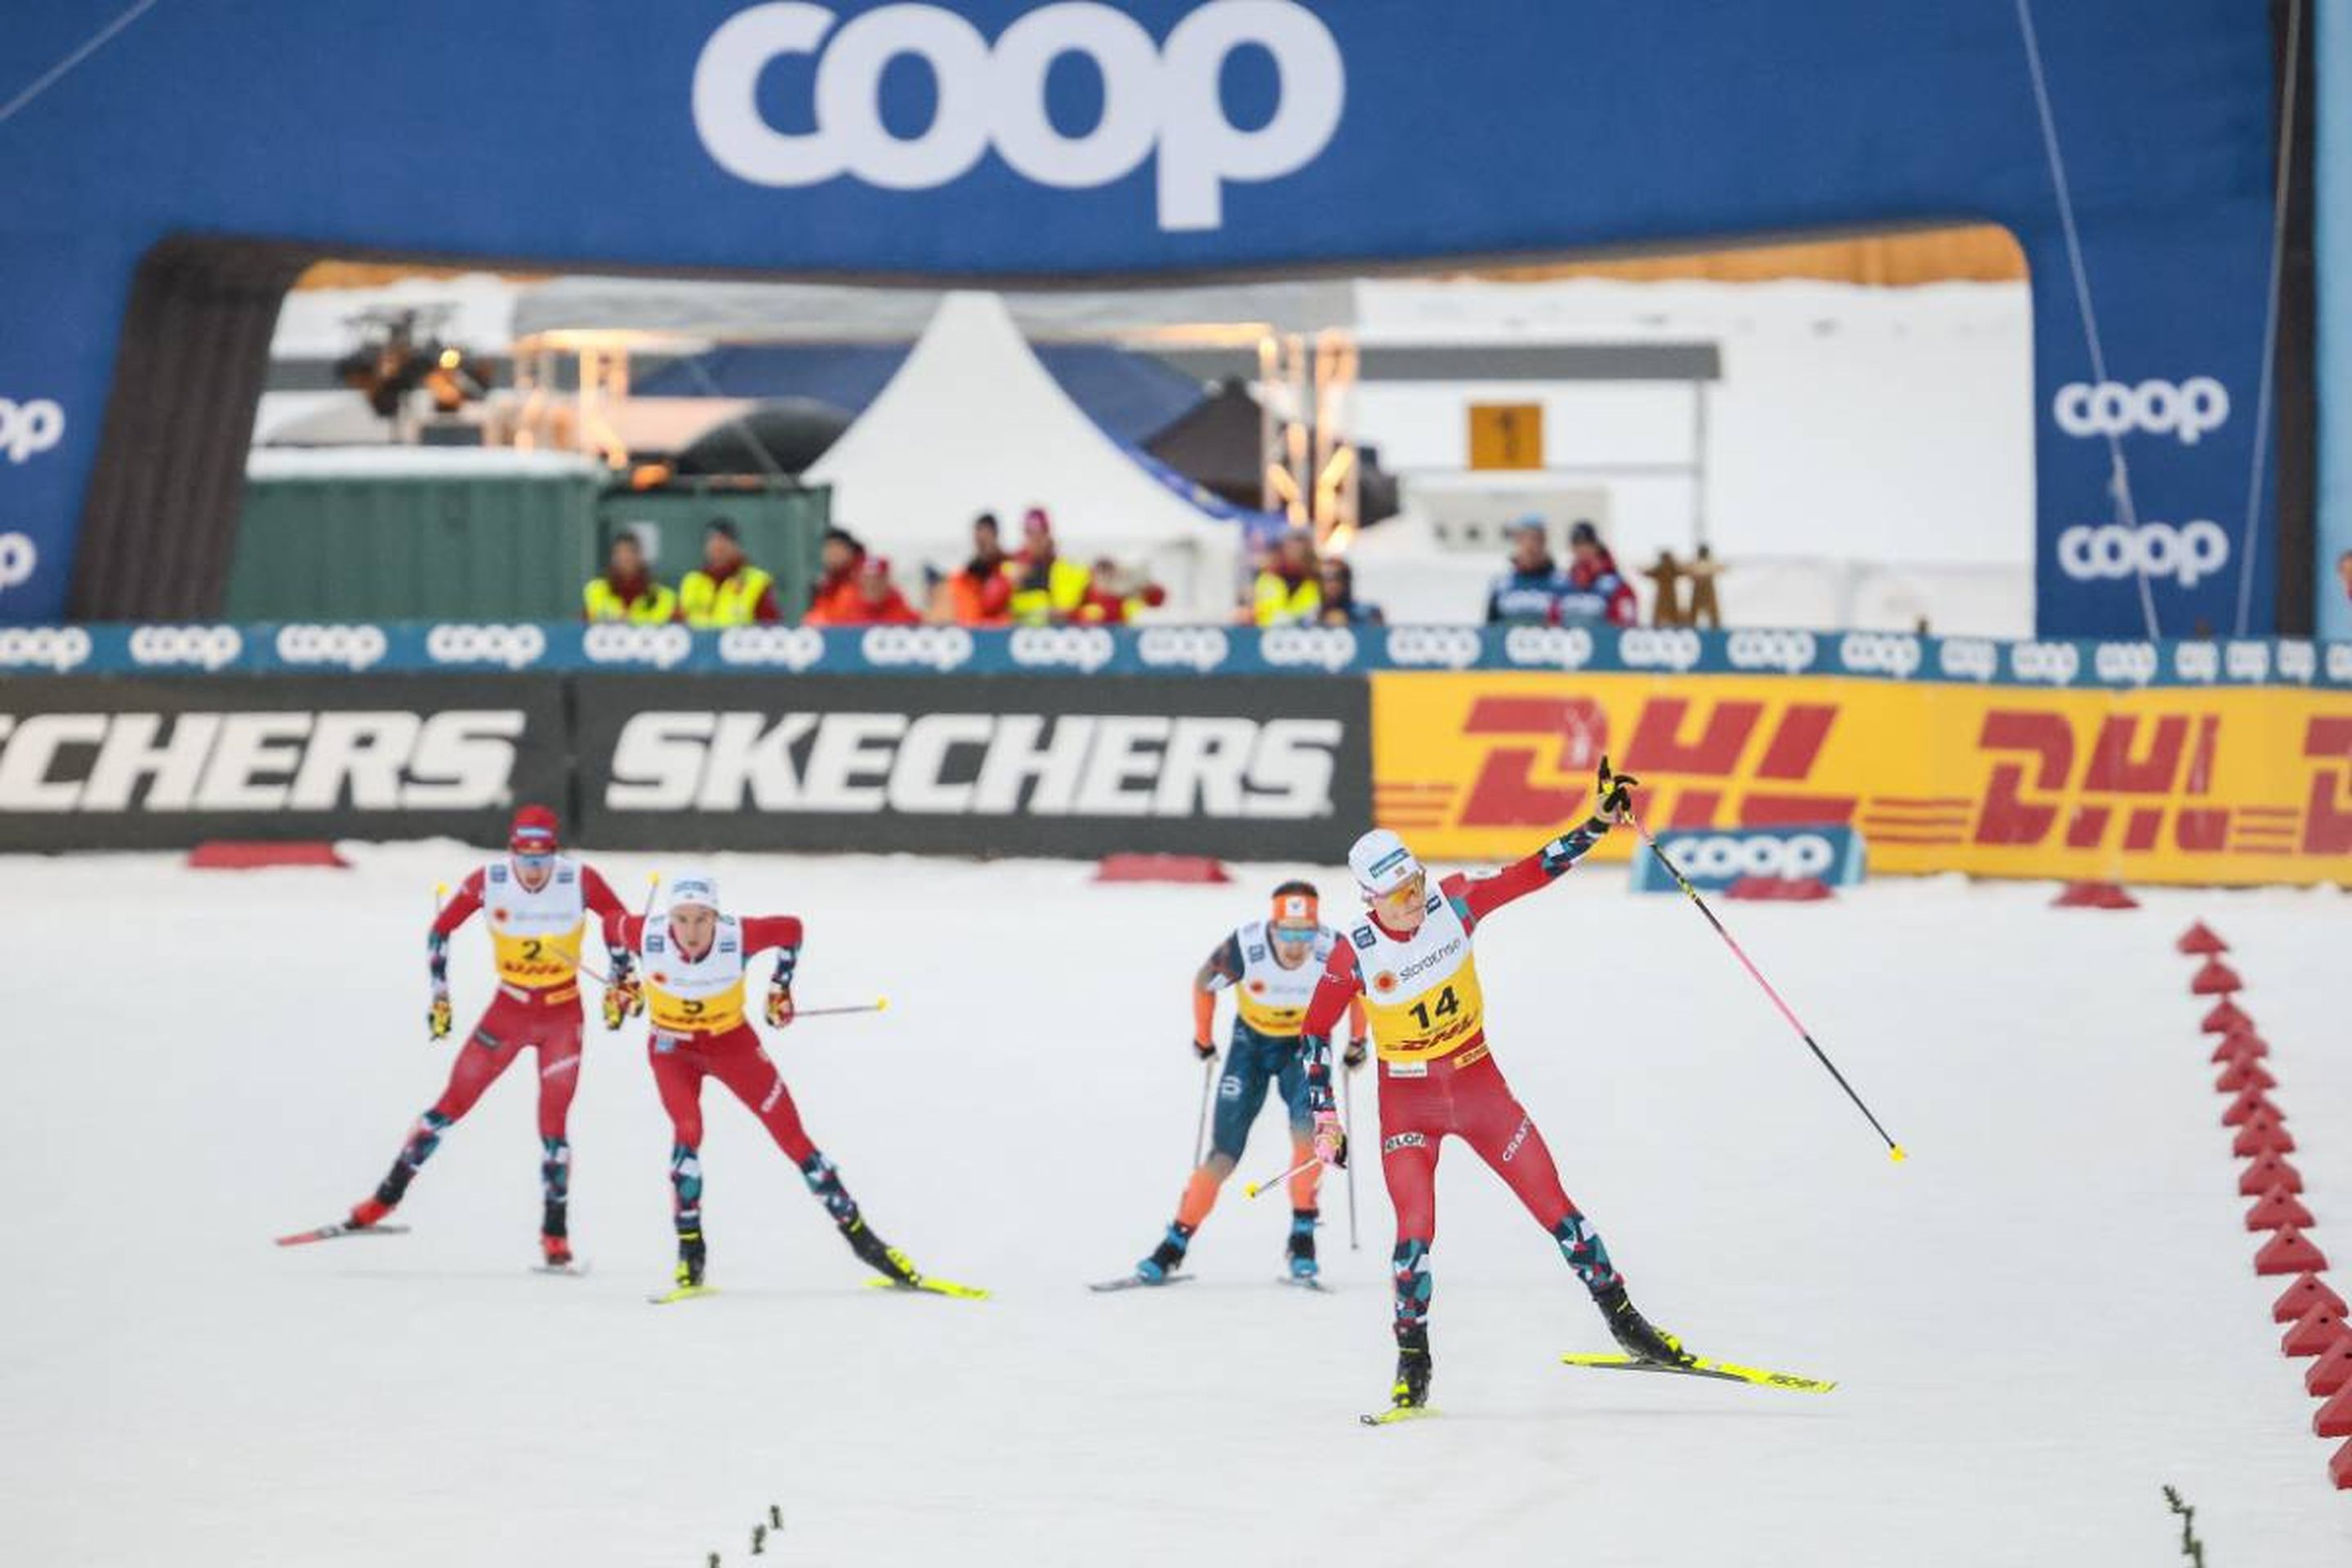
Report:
1361,957,1488,1063
491,920,586,991
646,978,746,1035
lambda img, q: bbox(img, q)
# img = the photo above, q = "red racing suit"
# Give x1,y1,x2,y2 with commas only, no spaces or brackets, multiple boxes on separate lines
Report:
1296,815,1626,1343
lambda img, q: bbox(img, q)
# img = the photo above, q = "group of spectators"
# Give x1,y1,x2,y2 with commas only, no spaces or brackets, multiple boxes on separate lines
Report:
581,507,1172,629
584,508,1676,632
1484,517,1638,627
1236,528,1383,627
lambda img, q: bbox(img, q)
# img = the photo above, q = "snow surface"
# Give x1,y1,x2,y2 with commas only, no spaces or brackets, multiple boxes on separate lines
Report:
2,848,2345,1566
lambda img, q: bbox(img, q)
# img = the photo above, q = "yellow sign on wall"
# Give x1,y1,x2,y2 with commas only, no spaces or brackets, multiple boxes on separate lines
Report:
1468,403,1544,470
1371,670,2352,886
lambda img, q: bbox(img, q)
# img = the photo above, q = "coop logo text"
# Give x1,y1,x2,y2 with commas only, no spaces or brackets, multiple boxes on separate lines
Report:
693,1,1345,231
2052,377,2229,446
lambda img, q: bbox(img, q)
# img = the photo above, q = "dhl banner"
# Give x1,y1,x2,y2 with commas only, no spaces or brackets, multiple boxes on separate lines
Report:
1372,672,2352,887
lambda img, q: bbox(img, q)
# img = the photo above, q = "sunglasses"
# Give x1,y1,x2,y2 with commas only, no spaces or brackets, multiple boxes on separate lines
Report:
1270,923,1318,942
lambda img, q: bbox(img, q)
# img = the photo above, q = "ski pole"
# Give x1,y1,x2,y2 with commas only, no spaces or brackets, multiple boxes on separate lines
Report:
1630,809,1908,1163
1192,1051,1218,1169
1341,1062,1360,1250
788,999,890,1020
1244,1154,1318,1200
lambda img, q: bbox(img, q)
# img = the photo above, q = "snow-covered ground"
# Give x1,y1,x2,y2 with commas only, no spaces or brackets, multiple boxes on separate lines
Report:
2,847,2344,1566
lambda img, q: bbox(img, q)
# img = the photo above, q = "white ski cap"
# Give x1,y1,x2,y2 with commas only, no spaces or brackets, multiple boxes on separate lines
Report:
1348,829,1424,897
666,871,720,913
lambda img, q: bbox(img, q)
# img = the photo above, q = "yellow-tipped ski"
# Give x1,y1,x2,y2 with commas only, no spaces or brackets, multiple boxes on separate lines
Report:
1561,1352,1835,1394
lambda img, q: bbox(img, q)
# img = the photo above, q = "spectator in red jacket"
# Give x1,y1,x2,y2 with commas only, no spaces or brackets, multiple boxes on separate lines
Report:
1556,520,1638,628
835,555,922,626
1075,558,1169,625
802,528,869,625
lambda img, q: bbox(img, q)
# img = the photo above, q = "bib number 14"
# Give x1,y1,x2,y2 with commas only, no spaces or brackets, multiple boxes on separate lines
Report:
1407,987,1461,1032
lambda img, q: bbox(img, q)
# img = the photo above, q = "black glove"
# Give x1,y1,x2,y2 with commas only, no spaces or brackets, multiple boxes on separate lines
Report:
1597,754,1640,822
1192,1038,1217,1062
1343,1038,1368,1070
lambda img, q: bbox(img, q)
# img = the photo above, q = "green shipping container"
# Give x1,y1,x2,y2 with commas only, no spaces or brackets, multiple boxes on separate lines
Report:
226,460,608,621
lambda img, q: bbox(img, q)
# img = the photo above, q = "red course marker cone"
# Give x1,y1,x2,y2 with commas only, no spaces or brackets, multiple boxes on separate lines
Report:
2234,1115,2298,1158
2243,1155,2306,1197
2201,998,2252,1035
2312,1339,2352,1396
2216,1058,2278,1094
2283,1303,2348,1356
2176,921,2228,955
2332,1437,2352,1490
2054,880,2137,909
2257,1226,2329,1276
2276,1272,2345,1323
2190,958,2243,996
2249,1187,2317,1232
2211,1031,2270,1063
2318,1385,2352,1441
2222,1088,2278,1128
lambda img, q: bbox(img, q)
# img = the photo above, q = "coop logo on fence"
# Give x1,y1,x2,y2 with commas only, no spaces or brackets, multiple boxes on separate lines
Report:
1937,638,1998,684
2008,640,2082,686
0,709,525,813
425,623,546,670
0,626,91,672
2327,644,2352,685
1835,633,1922,679
128,625,244,671
1619,627,1702,672
2091,640,2158,687
1261,625,1356,672
2056,519,2230,589
2174,642,2221,684
2277,640,2317,685
2052,376,2230,446
274,624,388,671
1009,626,1116,673
1726,630,1818,675
584,622,693,669
1502,625,1593,671
861,625,973,672
2225,640,2272,683
605,710,1340,819
718,626,827,670
1385,627,1482,670
0,398,65,463
1632,826,1859,895
692,0,1345,232
1137,626,1230,673
0,532,40,592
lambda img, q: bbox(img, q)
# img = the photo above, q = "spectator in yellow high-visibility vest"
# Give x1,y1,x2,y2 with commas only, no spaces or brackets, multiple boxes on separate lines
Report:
679,518,781,627
1007,507,1092,626
581,531,679,623
1249,529,1322,626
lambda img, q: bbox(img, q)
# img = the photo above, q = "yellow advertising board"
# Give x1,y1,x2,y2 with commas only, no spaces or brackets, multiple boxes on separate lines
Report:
1371,671,2352,886
1467,403,1544,470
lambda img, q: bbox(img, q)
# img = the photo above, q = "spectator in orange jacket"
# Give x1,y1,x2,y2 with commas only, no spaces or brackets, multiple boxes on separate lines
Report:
802,528,868,625
930,512,1016,626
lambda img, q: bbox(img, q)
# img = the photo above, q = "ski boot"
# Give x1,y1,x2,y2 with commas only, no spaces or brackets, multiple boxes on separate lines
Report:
1388,1325,1432,1411
540,1233,574,1269
1134,1223,1192,1285
1593,1281,1694,1367
840,1215,922,1288
1285,1209,1320,1284
347,1196,396,1231
675,1229,706,1290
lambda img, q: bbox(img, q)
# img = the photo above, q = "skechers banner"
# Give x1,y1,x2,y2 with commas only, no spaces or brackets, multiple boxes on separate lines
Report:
0,1,2283,632
1370,671,2352,889
1627,826,1867,894
572,673,1369,858
0,677,569,852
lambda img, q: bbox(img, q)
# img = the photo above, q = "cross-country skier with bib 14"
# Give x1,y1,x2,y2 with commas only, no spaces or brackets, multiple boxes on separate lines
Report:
1102,882,1368,1291
287,805,631,1267
604,871,978,1303
1297,760,1697,1421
